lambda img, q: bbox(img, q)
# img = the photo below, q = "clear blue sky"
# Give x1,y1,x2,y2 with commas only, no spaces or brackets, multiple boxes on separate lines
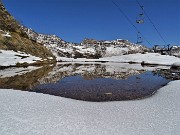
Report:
2,0,180,47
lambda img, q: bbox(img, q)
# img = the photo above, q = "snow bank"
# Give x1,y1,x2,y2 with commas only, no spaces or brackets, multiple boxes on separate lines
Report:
0,50,42,66
0,80,180,135
102,53,180,65
58,53,180,66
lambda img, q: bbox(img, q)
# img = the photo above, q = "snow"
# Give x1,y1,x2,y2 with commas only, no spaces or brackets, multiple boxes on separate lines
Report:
102,53,180,65
73,45,96,55
0,30,12,37
1,33,12,37
0,50,42,66
0,80,180,135
171,62,180,67
104,46,128,57
58,53,180,66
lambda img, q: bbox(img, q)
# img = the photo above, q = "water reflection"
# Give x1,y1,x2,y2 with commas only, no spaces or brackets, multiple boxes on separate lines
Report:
37,63,146,84
29,63,170,101
0,63,171,101
0,65,54,89
153,68,180,80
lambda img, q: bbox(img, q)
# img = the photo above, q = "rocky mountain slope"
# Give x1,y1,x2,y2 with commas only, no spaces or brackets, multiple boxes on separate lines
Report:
1,1,178,62
23,24,180,60
0,2,55,63
22,26,150,59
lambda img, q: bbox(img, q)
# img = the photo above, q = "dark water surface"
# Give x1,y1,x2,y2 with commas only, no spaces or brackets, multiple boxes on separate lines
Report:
30,71,169,101
0,63,171,101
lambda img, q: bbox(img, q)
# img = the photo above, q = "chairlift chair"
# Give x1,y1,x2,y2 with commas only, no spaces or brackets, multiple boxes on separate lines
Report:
136,19,144,24
136,6,144,24
136,32,143,44
136,38,143,44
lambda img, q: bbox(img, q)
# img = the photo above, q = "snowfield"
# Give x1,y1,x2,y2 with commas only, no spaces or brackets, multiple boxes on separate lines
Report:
0,50,42,66
104,46,129,57
58,53,180,66
1,49,179,67
0,80,180,135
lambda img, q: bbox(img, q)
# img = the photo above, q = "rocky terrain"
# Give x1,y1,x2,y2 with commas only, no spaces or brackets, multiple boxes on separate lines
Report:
21,26,150,59
1,1,178,62
171,46,180,57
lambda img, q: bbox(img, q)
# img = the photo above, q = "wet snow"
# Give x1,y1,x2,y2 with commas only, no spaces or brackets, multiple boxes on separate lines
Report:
58,53,180,66
0,80,180,135
0,50,42,66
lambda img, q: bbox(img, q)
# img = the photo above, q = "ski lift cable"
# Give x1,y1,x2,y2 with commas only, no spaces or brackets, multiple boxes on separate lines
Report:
111,0,152,46
136,0,167,45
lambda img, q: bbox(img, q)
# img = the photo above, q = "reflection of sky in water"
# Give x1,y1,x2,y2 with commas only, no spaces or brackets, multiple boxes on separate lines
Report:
31,71,170,102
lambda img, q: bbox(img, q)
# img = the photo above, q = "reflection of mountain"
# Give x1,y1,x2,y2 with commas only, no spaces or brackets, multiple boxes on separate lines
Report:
32,65,170,102
38,63,146,84
0,65,54,90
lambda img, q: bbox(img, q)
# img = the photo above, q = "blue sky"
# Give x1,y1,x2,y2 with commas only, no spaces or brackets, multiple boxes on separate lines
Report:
3,0,180,47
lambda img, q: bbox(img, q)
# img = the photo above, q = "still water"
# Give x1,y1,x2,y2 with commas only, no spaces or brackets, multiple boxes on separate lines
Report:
0,63,170,101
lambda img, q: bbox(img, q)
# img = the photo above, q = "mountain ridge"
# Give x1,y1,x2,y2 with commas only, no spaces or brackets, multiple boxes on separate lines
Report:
22,25,150,59
0,2,55,64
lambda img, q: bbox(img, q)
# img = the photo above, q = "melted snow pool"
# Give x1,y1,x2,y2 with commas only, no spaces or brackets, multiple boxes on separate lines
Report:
29,63,170,101
0,63,171,101
30,72,169,101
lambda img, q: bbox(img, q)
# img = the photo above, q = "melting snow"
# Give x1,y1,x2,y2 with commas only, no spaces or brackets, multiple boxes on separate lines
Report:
58,53,180,66
0,80,180,135
0,50,42,66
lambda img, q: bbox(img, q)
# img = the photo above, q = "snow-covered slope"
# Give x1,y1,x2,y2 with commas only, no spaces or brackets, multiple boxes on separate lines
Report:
0,50,42,66
21,27,149,59
57,53,180,66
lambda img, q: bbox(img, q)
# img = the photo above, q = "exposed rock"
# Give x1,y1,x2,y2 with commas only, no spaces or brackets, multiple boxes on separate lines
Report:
21,26,150,59
171,46,180,57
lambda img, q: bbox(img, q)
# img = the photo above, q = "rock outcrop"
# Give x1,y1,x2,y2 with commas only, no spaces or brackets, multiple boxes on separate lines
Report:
22,26,150,59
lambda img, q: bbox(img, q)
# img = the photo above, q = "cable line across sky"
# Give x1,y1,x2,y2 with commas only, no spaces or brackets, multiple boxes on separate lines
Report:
135,0,167,45
111,0,152,46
